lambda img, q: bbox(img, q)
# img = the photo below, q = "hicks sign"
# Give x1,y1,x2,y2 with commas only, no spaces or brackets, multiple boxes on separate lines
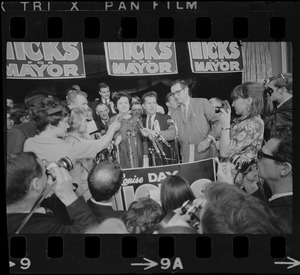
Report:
6,42,86,79
104,42,178,76
188,42,243,73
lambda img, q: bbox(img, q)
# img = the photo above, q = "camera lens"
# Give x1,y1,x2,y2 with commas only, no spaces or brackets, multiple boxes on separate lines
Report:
57,157,73,171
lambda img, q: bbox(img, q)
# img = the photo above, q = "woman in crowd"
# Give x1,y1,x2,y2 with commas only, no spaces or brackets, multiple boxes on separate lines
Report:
199,182,289,234
122,197,164,234
24,97,121,185
64,107,93,200
160,175,196,216
110,92,144,168
218,82,271,185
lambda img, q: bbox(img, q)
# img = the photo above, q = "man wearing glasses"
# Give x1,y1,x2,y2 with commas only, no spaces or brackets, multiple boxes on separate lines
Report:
257,124,292,233
170,79,220,163
263,73,292,141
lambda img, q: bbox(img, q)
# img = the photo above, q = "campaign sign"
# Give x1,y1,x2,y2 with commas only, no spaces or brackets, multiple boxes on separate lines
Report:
113,158,216,211
6,42,86,79
188,42,243,73
104,42,178,76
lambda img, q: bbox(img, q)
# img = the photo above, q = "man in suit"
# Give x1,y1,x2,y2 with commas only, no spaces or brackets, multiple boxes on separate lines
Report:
141,91,176,166
257,124,292,233
264,73,292,141
87,161,124,222
94,102,110,135
170,79,221,163
92,82,116,118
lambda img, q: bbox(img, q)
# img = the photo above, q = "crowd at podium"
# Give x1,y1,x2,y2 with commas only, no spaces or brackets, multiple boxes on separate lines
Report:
6,73,293,234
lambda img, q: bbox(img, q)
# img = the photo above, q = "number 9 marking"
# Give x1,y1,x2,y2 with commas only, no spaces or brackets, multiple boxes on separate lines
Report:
20,258,31,270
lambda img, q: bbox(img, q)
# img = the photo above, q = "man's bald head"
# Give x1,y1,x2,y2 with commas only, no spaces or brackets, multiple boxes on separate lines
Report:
88,161,123,202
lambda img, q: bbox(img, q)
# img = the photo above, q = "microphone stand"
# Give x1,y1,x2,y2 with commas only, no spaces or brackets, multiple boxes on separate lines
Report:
173,121,180,164
126,130,135,168
151,135,163,165
155,136,168,165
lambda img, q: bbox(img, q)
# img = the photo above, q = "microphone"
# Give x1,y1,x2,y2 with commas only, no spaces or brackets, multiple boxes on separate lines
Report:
156,137,167,158
126,130,135,168
151,136,162,156
155,130,171,148
167,119,175,125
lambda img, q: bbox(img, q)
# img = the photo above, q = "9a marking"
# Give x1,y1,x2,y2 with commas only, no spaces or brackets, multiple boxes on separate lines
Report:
161,257,183,270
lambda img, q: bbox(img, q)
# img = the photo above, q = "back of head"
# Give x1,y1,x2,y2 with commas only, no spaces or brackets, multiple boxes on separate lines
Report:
29,97,70,132
160,175,196,215
231,82,267,119
122,197,164,233
6,152,42,206
88,161,123,202
86,218,128,234
270,125,292,165
201,182,289,234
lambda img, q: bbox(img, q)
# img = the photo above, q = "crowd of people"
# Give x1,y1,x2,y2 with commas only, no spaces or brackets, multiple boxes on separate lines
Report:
6,73,293,234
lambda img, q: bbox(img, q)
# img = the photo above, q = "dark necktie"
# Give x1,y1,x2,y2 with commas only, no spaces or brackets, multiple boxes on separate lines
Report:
147,116,152,129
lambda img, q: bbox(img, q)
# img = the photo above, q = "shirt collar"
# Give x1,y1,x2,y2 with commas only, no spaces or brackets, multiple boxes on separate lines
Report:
91,197,113,206
277,96,292,109
269,192,293,202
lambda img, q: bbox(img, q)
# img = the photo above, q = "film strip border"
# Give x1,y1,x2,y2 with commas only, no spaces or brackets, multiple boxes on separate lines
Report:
3,1,300,274
2,2,299,41
8,235,297,273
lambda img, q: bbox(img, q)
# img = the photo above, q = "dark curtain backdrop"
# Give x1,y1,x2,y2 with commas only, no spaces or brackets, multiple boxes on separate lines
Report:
6,42,242,109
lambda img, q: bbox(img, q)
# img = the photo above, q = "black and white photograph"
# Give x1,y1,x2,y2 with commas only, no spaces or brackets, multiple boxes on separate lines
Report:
3,1,299,274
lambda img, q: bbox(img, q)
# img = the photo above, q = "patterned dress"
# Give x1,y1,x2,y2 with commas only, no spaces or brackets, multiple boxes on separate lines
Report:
228,115,264,184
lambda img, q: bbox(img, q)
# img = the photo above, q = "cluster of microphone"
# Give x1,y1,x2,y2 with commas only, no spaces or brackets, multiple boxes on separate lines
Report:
137,119,173,161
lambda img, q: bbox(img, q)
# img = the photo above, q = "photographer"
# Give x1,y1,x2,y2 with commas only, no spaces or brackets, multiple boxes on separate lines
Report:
218,82,271,185
24,98,121,189
7,152,97,234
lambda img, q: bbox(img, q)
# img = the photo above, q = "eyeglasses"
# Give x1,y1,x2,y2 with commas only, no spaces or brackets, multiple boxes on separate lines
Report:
172,88,184,96
263,73,288,88
257,149,284,162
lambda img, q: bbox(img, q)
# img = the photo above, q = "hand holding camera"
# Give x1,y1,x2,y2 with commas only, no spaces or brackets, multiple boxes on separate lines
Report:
49,165,78,206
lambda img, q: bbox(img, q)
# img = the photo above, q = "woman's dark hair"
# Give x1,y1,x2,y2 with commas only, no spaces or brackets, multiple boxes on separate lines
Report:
112,92,132,111
160,175,196,215
29,97,70,132
231,82,271,119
